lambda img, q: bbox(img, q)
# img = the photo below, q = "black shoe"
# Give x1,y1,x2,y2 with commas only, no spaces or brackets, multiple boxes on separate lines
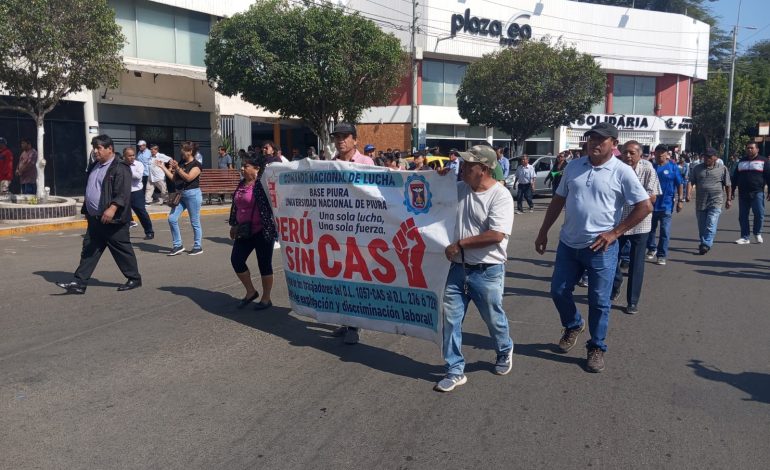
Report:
237,292,259,309
620,260,630,271
144,233,154,240
117,279,142,291
698,244,709,255
626,304,639,314
56,281,86,295
253,301,273,311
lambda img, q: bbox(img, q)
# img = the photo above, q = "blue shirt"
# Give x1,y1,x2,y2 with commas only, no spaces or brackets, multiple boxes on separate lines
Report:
137,148,152,176
447,158,461,175
556,156,650,249
85,158,114,216
653,160,683,213
498,157,510,178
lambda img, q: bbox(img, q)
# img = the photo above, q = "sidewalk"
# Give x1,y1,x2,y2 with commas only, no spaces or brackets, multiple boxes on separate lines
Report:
0,198,230,237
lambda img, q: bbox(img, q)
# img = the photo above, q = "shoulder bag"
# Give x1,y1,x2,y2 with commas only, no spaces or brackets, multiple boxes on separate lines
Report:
234,184,258,240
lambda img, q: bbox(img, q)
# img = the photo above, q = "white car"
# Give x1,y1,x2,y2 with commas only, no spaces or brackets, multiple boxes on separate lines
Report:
504,155,557,196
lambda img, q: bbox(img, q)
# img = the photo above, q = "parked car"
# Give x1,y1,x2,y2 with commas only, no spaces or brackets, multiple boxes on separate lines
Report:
402,155,449,170
504,155,557,196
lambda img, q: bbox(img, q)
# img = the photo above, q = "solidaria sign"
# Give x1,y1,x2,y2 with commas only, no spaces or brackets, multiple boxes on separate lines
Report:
450,9,532,45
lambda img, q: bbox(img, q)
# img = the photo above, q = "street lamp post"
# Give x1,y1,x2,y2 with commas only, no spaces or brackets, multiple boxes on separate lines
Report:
722,0,756,162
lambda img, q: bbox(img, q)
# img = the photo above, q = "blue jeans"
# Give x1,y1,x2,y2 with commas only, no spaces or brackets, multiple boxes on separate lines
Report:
21,183,36,194
442,263,513,375
695,207,722,247
168,188,203,249
551,241,618,351
619,238,631,264
612,233,649,306
738,192,765,238
647,211,672,258
516,183,534,211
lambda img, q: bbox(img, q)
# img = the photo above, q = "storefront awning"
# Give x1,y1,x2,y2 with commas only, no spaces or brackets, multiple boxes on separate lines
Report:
123,58,207,81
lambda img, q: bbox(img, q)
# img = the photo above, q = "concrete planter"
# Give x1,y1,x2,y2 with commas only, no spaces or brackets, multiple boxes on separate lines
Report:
0,195,79,224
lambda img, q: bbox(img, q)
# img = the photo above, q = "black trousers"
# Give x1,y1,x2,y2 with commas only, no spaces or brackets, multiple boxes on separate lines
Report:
517,183,534,210
130,190,154,236
74,216,141,284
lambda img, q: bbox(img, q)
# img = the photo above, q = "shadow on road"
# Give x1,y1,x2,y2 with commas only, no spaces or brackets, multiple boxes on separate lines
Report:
131,241,169,254
158,286,442,382
503,285,553,299
508,257,555,268
32,270,123,288
204,236,233,246
515,342,585,368
687,359,770,404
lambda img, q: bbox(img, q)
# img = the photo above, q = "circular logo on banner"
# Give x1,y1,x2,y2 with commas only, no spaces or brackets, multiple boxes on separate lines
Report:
403,174,432,215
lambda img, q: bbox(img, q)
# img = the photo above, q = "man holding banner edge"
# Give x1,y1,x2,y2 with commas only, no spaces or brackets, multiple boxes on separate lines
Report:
435,144,515,393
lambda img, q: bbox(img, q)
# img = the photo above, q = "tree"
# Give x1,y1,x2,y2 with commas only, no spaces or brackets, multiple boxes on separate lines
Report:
0,0,123,198
456,39,604,156
691,73,761,154
205,0,408,157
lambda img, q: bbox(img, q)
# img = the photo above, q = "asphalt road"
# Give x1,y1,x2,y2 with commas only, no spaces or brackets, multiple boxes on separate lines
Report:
1,201,768,469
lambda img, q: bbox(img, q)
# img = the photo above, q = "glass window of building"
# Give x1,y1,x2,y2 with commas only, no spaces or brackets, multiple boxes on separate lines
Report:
110,0,211,67
613,75,656,114
422,60,467,106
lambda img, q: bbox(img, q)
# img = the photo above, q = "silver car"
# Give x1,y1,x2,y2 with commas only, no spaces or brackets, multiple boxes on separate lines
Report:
504,155,557,196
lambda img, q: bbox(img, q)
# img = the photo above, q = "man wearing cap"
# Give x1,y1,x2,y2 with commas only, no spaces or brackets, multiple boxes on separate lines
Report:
145,145,170,204
329,122,374,345
535,123,651,373
136,140,152,198
0,138,14,194
436,144,514,392
363,144,380,165
447,149,462,180
646,144,684,265
688,148,732,254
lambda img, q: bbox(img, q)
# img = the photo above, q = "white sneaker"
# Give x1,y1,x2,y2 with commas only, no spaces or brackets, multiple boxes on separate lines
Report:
656,257,666,266
735,238,751,245
754,234,764,244
645,250,655,260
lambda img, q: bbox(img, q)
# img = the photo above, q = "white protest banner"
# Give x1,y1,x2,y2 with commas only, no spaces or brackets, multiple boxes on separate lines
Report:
262,160,457,344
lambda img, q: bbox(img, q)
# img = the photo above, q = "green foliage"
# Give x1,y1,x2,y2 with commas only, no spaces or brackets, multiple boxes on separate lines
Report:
205,0,409,153
0,0,124,120
691,73,761,153
456,39,604,153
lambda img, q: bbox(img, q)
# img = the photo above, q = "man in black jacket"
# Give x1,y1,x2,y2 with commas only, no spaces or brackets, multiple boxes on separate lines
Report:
56,134,142,294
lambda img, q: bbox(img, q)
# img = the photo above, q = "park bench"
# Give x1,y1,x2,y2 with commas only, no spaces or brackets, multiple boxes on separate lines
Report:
199,169,241,204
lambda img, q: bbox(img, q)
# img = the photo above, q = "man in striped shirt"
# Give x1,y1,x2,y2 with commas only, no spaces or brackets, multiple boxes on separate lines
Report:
610,141,661,315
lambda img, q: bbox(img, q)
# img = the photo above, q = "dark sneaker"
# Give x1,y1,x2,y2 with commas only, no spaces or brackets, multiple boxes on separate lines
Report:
188,247,204,256
619,260,630,271
167,246,184,256
586,347,605,373
343,327,359,345
558,323,585,353
494,349,513,375
129,221,138,228
577,277,589,288
626,304,639,314
434,374,467,392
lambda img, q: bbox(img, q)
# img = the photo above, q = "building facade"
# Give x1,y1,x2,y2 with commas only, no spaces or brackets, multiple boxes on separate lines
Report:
347,0,709,155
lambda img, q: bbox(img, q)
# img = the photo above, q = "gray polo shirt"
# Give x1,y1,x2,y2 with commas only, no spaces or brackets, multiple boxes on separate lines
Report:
690,163,731,210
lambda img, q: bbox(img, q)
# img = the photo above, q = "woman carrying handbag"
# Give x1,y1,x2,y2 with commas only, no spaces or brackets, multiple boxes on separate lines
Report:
157,142,203,256
228,156,278,310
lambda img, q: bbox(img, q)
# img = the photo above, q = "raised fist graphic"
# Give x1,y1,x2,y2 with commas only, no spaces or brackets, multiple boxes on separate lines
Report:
392,218,427,288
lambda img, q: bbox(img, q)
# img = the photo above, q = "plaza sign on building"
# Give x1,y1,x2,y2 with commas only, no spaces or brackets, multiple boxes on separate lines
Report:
450,8,532,46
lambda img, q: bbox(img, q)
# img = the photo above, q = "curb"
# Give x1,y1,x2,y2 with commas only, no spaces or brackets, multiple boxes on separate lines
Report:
0,206,231,237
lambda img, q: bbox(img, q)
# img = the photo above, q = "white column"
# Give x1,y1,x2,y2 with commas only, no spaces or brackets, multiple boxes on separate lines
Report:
83,90,100,166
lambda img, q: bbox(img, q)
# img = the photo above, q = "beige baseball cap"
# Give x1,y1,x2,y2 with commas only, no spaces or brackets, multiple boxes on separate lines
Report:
458,145,498,169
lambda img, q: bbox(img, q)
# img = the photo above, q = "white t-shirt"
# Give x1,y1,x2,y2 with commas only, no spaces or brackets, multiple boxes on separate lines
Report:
453,181,514,265
129,161,144,192
149,153,171,182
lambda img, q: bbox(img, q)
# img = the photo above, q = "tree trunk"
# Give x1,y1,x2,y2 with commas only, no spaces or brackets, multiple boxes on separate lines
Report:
319,120,334,160
35,118,46,199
